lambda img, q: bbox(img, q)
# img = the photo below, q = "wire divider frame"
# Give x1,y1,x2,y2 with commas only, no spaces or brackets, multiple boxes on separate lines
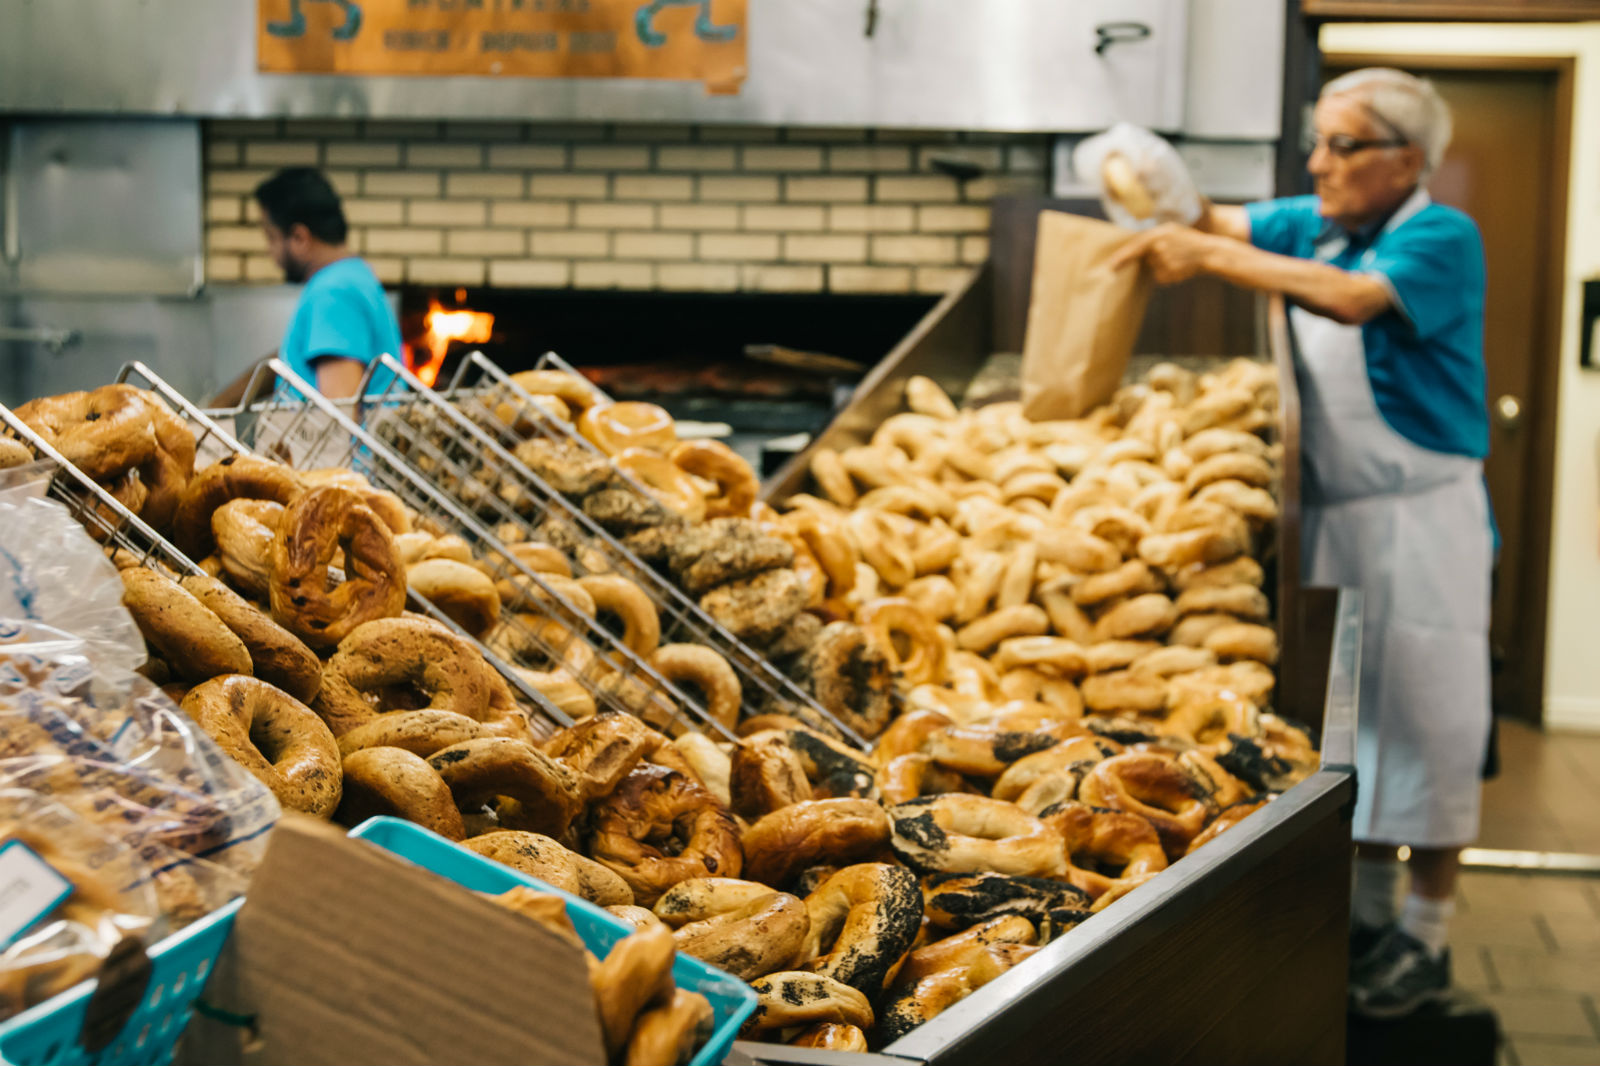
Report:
447,351,699,509
358,353,860,747
110,361,584,738
441,351,867,749
127,359,713,740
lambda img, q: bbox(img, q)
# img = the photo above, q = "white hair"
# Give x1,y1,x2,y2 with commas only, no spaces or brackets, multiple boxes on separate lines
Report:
1321,67,1453,179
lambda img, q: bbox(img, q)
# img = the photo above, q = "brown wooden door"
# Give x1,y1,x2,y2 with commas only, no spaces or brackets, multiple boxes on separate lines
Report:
1323,62,1566,724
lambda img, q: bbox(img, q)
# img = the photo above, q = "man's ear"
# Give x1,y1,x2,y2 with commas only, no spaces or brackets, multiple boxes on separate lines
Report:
287,222,314,249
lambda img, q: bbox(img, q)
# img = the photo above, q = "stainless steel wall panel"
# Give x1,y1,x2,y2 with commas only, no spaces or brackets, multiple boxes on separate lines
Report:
0,0,1203,133
1183,0,1285,140
1,120,203,296
0,295,212,405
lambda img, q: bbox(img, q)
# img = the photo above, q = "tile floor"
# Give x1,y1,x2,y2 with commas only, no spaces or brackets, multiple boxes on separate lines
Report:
1450,719,1600,1065
1479,719,1600,854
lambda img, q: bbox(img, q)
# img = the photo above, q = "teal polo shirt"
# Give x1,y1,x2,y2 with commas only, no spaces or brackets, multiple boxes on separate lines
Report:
279,257,403,398
1245,193,1489,459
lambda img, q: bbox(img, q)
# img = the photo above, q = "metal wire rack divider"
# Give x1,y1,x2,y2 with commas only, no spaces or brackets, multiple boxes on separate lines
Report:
0,402,204,584
449,350,757,531
439,354,850,741
118,359,714,741
354,353,862,747
441,350,868,750
102,362,582,740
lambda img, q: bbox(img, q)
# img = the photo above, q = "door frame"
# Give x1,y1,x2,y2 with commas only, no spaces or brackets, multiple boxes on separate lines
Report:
1310,1,1600,19
1324,50,1573,724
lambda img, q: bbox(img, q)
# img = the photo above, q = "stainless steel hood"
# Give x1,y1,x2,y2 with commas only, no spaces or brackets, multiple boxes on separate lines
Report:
0,0,1285,136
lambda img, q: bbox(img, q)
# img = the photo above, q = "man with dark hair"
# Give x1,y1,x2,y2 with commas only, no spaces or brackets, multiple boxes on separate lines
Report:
254,167,402,399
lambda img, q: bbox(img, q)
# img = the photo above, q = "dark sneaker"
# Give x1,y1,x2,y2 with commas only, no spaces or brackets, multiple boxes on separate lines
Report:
1349,921,1395,974
1349,930,1451,1019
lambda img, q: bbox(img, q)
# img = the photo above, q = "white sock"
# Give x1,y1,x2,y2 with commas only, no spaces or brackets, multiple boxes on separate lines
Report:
1399,894,1455,957
1352,856,1402,929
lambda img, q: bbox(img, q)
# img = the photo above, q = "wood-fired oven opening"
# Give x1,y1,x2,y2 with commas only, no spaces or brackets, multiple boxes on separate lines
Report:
400,285,937,467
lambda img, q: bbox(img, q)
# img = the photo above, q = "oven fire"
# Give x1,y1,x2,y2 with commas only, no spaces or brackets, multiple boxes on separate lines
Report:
417,295,495,387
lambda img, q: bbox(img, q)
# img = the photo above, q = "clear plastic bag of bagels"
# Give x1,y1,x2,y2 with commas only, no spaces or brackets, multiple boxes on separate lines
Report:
0,623,280,931
1072,123,1203,231
0,787,163,1023
0,488,147,678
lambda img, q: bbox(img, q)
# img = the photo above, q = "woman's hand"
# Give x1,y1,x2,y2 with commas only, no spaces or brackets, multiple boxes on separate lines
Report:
1107,223,1224,284
1107,217,1394,325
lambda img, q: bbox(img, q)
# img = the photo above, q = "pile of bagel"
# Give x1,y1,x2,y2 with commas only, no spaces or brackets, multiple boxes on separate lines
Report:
2,360,1321,1053
775,360,1298,763
285,695,1309,1051
450,371,902,740
369,383,821,736
0,391,406,712
8,382,762,745
398,511,750,736
496,381,813,661
312,359,1315,1049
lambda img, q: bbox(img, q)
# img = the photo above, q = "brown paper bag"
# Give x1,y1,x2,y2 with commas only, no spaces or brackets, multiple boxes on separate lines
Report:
1020,211,1153,420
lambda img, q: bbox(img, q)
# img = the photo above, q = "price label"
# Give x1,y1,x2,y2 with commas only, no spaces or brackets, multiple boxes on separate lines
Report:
0,841,74,949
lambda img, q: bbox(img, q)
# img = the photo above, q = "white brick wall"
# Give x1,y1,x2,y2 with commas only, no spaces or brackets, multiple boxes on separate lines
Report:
204,120,1049,293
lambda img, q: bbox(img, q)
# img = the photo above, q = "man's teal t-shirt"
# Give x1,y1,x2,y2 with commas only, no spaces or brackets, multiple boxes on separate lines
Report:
279,258,403,397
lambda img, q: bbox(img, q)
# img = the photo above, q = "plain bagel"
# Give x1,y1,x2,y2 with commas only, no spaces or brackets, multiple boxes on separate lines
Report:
181,675,341,818
741,798,891,888
120,567,252,682
463,830,633,906
178,573,322,703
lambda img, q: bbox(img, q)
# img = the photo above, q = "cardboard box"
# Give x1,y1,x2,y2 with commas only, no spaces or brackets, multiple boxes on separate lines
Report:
178,816,605,1066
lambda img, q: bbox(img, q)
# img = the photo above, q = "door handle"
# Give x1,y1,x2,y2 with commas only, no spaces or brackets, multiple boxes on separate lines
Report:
1094,22,1152,56
1495,394,1523,430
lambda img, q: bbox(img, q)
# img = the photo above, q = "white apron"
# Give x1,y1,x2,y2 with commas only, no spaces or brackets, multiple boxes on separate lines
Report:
1292,205,1491,848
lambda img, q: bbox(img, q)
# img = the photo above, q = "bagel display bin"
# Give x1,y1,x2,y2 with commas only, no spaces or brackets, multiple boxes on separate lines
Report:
174,814,757,1066
750,198,1357,1066
725,591,1356,1066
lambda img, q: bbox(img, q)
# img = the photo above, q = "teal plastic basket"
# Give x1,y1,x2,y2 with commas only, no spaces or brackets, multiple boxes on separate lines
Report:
348,817,756,1066
0,898,242,1066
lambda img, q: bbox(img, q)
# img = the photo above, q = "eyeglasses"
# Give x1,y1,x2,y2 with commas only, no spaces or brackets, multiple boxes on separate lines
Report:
1302,131,1410,158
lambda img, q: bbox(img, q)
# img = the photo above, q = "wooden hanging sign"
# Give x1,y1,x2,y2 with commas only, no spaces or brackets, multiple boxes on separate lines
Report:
257,0,747,93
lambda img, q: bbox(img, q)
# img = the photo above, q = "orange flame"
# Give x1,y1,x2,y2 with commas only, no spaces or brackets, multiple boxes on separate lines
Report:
418,298,494,387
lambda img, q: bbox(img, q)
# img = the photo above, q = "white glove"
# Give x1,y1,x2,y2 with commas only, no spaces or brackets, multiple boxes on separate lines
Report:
1073,124,1203,231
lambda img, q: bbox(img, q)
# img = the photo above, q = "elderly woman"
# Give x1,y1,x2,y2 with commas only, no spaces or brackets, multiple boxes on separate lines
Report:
1112,68,1491,1018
